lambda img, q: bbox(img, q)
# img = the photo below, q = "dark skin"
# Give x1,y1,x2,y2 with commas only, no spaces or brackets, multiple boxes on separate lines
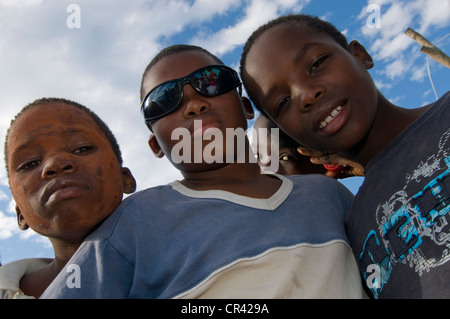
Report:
243,23,432,168
252,114,327,175
253,115,362,178
7,103,136,297
142,51,282,199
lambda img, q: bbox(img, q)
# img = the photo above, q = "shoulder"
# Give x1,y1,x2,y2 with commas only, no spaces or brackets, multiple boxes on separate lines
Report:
419,91,450,120
120,183,179,208
439,91,450,106
79,184,180,262
287,174,353,193
86,184,176,239
0,258,52,278
282,174,354,207
0,258,52,299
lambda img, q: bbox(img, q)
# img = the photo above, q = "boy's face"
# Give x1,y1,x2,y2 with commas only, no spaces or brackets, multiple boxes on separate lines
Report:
7,103,133,243
252,117,326,175
142,51,252,172
244,23,378,152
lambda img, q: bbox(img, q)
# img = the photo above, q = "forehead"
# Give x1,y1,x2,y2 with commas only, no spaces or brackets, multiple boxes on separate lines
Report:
246,23,334,70
141,51,219,96
8,103,104,148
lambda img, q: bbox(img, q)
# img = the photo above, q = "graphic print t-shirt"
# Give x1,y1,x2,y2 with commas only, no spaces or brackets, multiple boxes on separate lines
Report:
346,92,450,298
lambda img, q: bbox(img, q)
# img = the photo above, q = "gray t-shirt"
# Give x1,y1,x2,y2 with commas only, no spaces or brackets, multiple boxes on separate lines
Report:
346,92,450,298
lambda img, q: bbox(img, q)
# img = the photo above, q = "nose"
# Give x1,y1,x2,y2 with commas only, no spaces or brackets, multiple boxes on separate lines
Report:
182,84,211,118
41,154,76,179
294,82,325,112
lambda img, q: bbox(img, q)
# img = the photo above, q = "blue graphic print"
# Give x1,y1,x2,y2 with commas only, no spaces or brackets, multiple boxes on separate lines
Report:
360,156,450,298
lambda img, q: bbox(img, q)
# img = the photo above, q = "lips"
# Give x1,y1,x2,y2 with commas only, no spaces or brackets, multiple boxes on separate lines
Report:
319,105,343,129
314,99,348,134
41,177,89,205
190,117,222,138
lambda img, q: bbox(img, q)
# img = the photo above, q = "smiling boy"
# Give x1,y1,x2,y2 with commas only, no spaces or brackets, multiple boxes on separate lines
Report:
1,98,136,298
240,14,450,298
41,45,364,299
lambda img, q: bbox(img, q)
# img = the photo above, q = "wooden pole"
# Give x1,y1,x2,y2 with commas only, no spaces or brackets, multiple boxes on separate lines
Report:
405,28,450,69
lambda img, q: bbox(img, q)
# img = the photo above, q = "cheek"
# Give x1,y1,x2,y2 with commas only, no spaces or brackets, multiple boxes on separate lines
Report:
99,162,124,204
96,165,104,178
10,177,40,210
155,127,180,160
277,119,308,145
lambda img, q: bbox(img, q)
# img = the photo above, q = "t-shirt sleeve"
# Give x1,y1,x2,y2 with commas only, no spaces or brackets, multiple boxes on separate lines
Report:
40,239,134,299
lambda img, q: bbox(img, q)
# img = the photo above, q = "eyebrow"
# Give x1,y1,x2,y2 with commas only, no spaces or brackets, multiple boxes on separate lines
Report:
13,129,87,153
262,42,320,109
292,42,320,64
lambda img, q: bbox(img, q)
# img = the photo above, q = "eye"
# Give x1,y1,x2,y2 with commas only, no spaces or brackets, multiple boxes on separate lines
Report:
74,145,94,154
279,153,294,162
18,159,41,171
276,96,291,115
310,55,328,73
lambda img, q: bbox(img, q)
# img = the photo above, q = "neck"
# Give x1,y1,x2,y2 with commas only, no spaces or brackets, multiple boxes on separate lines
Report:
19,239,81,298
348,92,432,167
180,161,281,198
50,238,82,267
181,161,262,188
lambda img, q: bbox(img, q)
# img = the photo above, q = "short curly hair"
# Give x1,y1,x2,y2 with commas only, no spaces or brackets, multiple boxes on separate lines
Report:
239,14,348,114
139,44,224,102
4,97,123,179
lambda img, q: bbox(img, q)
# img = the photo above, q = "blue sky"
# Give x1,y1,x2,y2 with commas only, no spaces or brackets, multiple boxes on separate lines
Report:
0,0,448,265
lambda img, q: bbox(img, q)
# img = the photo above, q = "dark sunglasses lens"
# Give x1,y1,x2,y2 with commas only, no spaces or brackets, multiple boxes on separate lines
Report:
191,67,239,96
144,82,180,121
142,66,240,123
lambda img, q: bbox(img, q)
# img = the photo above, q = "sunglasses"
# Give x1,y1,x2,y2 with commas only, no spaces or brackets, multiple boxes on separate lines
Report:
141,65,242,124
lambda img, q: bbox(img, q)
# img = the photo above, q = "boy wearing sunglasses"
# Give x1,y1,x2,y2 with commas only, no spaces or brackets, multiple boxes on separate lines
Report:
42,45,364,299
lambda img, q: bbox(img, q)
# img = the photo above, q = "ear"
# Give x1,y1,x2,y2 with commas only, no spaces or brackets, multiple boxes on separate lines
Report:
15,206,29,231
348,40,374,69
148,134,164,158
241,97,255,120
121,167,137,194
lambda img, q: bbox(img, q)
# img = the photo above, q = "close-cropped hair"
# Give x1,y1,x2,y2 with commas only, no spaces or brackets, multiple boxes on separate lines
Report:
239,14,349,113
4,97,123,178
139,44,225,101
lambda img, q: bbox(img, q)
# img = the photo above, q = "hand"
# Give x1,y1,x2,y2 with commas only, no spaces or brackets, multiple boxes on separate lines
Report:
297,147,364,179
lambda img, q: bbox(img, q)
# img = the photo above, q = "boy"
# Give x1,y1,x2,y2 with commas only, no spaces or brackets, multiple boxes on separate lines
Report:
252,114,363,178
252,113,328,175
0,98,136,298
240,14,450,298
41,45,364,299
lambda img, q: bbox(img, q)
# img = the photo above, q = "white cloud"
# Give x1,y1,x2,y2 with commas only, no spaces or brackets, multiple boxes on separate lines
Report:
382,59,409,80
415,0,450,34
359,0,450,82
190,0,310,55
0,189,8,201
361,1,414,56
0,210,18,240
410,64,427,82
0,0,42,8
